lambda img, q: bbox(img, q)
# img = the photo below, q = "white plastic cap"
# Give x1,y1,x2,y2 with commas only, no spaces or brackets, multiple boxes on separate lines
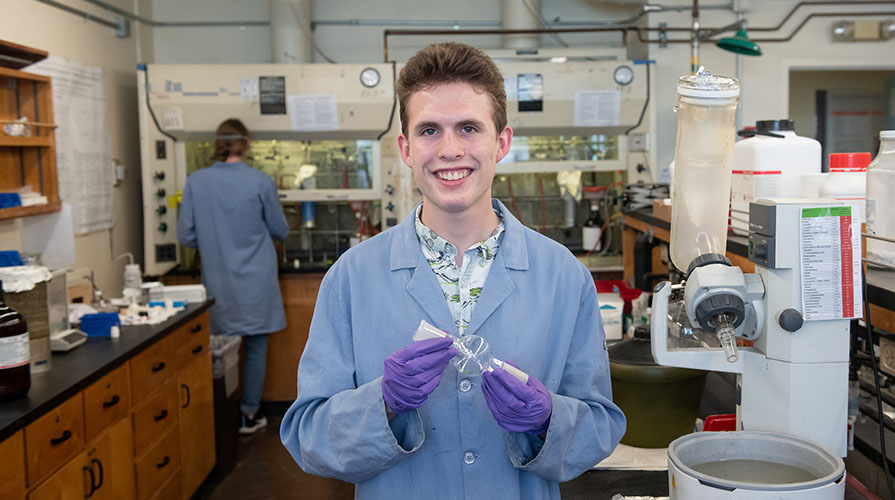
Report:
881,130,895,139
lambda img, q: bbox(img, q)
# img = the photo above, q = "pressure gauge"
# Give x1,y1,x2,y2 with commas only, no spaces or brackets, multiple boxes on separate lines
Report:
614,65,634,86
359,67,380,88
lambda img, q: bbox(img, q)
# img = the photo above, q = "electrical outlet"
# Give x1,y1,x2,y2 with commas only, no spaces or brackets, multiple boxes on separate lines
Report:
880,336,895,376
629,132,649,152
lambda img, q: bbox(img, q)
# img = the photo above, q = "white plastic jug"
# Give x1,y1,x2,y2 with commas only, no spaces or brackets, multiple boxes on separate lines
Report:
730,120,821,235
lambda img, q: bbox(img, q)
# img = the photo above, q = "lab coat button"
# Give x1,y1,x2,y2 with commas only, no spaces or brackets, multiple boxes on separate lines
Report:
464,451,476,464
459,379,471,392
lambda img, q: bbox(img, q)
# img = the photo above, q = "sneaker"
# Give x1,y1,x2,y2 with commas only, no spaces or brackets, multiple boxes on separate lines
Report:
239,414,268,435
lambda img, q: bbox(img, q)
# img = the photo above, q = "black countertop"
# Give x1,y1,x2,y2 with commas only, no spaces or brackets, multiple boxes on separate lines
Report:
0,300,213,442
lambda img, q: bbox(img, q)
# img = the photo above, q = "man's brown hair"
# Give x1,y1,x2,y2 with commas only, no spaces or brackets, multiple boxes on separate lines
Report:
396,42,507,137
213,118,250,162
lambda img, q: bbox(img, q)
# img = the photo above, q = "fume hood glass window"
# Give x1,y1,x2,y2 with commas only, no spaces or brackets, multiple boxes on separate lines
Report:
500,135,618,163
184,139,375,190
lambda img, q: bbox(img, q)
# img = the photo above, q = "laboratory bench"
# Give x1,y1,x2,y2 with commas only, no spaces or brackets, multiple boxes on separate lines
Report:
0,300,216,500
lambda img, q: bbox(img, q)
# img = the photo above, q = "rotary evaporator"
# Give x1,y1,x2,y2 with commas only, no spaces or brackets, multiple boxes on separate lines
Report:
649,69,854,499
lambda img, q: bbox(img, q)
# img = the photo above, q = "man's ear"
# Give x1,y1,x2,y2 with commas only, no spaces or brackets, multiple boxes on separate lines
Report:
495,125,514,163
397,133,413,169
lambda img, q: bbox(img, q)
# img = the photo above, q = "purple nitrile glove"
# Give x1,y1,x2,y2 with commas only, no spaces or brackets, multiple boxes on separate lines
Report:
382,337,457,413
482,361,552,435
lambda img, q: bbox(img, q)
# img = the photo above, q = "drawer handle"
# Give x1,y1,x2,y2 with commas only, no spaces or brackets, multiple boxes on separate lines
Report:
181,383,191,409
83,465,96,498
50,429,72,446
151,362,166,373
192,344,203,354
91,458,104,491
191,324,202,333
102,395,120,408
156,456,170,469
154,409,168,422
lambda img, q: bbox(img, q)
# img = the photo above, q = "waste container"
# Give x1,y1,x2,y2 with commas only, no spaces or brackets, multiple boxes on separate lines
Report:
210,335,242,483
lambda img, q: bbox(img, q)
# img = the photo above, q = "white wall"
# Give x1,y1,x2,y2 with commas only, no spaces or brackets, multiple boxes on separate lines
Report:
1,0,151,297
646,0,895,171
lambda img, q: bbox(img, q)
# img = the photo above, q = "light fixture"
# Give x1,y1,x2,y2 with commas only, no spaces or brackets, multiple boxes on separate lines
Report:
549,56,567,63
716,28,762,56
831,19,895,41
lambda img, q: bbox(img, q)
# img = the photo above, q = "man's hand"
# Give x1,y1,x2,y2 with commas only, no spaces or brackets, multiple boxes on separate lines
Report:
382,337,456,413
482,361,552,435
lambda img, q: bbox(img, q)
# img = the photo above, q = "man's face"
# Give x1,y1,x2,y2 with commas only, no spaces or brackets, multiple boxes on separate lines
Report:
398,81,512,220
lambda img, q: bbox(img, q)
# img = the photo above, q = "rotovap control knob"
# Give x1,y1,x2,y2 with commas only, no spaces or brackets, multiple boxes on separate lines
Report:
156,206,167,215
158,222,168,232
156,188,166,198
778,308,804,332
155,171,165,181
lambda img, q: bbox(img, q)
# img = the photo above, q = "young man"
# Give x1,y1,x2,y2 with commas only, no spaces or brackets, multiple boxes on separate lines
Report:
280,42,625,499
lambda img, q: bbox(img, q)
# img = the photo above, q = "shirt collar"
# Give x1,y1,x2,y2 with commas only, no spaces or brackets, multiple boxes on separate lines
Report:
414,205,504,260
390,199,530,271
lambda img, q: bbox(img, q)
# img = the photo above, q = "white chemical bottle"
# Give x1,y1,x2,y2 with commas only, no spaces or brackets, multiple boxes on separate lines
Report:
866,130,895,268
730,120,821,235
819,152,869,222
669,69,740,272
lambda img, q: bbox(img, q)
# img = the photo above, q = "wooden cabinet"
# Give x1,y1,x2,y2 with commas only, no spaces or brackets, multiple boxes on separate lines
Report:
85,417,135,500
0,431,25,499
24,393,85,487
1,308,216,500
27,450,90,500
0,41,60,221
178,340,215,497
263,273,324,401
83,363,130,442
130,333,177,402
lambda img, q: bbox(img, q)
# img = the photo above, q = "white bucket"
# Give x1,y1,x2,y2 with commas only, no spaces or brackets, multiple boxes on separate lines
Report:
667,431,844,499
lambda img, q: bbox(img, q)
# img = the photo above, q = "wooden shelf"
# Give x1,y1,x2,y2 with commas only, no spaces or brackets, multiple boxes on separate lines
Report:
0,135,53,147
0,201,61,221
0,41,58,220
0,40,48,70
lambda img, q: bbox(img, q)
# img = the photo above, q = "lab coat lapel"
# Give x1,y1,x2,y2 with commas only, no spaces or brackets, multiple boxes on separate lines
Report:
405,252,456,333
465,199,529,337
391,203,456,334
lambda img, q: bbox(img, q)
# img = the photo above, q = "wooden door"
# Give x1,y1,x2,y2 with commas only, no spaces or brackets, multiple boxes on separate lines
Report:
178,350,215,498
27,451,89,500
0,431,25,499
86,418,135,500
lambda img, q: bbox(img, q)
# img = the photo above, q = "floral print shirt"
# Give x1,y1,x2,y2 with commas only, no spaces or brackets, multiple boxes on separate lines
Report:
415,205,505,335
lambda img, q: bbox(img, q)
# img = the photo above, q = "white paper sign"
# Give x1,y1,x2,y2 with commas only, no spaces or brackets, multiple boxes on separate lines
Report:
574,90,621,127
26,56,112,234
288,94,339,131
161,106,184,130
503,77,518,100
21,203,75,269
240,79,258,101
799,205,862,320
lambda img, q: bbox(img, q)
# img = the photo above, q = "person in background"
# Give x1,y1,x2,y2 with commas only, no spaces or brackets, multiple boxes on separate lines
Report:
280,42,625,499
178,118,289,435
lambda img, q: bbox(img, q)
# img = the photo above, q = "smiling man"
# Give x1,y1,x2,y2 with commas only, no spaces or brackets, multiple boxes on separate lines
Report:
280,42,626,500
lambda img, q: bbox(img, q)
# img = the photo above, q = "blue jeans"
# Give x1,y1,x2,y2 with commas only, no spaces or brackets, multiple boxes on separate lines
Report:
241,334,269,416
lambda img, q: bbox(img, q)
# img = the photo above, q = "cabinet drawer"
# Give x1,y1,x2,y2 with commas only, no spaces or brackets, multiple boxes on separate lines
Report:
0,431,25,500
24,393,85,487
149,469,181,500
132,379,178,457
135,427,180,500
83,363,130,442
176,314,210,369
130,334,176,402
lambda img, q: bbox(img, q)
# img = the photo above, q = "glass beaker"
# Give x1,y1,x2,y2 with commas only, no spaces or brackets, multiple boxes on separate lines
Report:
669,69,740,272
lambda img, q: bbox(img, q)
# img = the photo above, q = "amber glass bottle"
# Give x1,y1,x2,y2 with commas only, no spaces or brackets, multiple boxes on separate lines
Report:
0,280,31,399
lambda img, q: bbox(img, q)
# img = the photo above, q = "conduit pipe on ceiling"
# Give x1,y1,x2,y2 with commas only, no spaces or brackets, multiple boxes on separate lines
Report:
502,0,540,49
270,0,312,63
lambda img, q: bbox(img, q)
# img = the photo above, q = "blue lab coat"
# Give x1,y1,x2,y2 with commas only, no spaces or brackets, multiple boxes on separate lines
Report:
280,199,625,500
177,161,289,336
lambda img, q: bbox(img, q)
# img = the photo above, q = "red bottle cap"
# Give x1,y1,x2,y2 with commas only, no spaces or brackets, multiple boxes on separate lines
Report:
829,153,871,172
